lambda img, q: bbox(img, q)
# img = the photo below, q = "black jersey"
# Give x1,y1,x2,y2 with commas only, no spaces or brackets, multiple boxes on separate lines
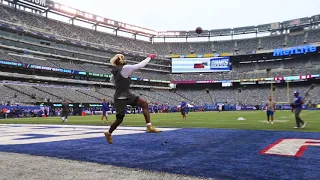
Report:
111,66,132,100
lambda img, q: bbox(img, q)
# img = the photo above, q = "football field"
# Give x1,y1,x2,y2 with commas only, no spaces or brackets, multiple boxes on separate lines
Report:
0,111,319,180
1,110,320,132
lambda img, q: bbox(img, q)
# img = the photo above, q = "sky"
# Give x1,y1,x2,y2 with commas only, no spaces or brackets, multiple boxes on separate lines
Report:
53,0,320,31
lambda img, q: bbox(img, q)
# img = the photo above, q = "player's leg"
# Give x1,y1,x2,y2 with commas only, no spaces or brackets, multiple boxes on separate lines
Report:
296,109,306,128
270,111,274,124
266,111,270,123
61,112,65,123
136,98,150,124
101,111,104,121
294,109,303,128
100,113,104,122
109,100,126,133
104,100,126,144
297,110,305,127
101,111,107,122
135,97,161,133
301,119,307,128
180,109,186,120
105,111,109,121
182,110,186,120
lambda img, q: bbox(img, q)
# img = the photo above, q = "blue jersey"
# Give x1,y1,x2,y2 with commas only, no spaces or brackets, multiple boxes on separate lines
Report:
294,96,303,109
102,102,109,111
180,102,187,110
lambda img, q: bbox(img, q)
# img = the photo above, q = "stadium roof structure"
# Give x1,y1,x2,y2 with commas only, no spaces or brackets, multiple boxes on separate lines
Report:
157,17,320,38
4,0,320,40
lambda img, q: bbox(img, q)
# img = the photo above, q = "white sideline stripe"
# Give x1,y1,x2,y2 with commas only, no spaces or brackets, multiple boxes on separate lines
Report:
0,124,180,145
0,124,179,130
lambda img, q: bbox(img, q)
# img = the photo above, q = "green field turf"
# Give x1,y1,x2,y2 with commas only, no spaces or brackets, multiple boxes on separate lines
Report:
1,110,319,132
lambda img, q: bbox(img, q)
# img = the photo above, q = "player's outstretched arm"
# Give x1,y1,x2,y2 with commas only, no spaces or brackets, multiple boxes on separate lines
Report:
121,54,157,78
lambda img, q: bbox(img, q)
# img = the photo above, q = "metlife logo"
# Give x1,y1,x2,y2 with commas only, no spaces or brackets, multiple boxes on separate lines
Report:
273,44,317,56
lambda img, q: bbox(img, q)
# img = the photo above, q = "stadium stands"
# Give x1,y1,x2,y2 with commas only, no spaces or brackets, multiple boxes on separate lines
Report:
0,3,319,107
0,83,33,105
0,4,320,79
1,4,320,56
177,84,320,106
1,81,319,106
0,43,319,82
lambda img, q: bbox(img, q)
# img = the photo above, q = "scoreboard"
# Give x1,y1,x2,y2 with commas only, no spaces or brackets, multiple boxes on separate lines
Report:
171,57,231,73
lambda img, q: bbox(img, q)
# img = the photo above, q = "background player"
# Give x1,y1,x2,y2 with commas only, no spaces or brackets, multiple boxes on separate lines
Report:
104,54,161,144
101,98,109,123
165,103,170,114
61,100,69,123
292,91,306,129
262,96,276,124
218,104,222,113
180,100,187,120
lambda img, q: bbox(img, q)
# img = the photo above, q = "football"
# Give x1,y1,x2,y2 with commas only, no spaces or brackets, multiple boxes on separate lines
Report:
195,27,203,34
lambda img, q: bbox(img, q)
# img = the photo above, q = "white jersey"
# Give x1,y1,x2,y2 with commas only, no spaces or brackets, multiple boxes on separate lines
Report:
265,100,275,112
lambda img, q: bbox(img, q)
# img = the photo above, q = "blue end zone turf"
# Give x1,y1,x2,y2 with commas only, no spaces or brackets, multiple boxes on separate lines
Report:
0,126,319,180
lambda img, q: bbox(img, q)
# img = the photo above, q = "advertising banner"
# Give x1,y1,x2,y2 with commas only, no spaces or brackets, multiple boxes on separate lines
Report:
172,57,231,73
